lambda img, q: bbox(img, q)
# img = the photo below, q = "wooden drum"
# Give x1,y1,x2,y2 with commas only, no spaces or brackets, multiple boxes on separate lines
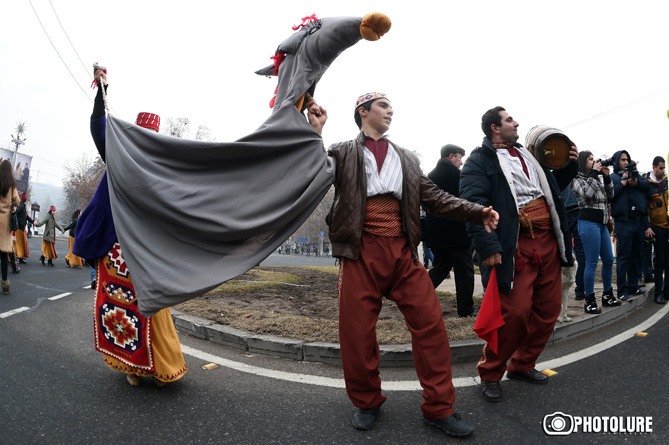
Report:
525,125,573,170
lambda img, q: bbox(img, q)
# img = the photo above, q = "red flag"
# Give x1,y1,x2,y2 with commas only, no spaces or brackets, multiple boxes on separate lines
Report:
473,267,505,354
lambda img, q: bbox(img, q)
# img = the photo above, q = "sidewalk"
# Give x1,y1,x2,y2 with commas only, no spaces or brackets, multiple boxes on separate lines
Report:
172,273,656,367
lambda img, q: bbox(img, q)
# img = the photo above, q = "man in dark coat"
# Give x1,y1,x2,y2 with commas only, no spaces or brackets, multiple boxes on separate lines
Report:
460,106,578,403
610,150,651,301
425,144,476,317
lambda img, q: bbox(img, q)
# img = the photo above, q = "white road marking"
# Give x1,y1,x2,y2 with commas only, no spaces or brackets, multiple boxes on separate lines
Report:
536,302,669,372
1,291,76,318
181,345,346,388
182,303,669,391
0,307,30,318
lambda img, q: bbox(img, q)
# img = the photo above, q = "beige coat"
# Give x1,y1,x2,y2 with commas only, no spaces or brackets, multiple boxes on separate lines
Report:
0,187,20,252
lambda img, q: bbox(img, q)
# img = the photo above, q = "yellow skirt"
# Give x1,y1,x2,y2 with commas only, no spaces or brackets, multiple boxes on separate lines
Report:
15,229,28,258
102,307,189,382
94,246,188,383
41,240,57,259
65,237,83,267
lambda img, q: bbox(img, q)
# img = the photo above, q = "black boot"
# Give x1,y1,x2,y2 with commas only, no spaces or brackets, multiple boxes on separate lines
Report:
40,255,45,266
48,259,54,266
584,294,602,314
602,288,621,307
9,253,19,273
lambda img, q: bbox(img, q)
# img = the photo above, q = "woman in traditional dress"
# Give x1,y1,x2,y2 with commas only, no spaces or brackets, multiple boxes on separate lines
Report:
74,68,187,387
63,209,83,268
0,160,20,293
34,206,64,266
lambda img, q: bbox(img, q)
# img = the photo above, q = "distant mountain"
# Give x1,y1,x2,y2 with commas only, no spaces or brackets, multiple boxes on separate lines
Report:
28,182,65,214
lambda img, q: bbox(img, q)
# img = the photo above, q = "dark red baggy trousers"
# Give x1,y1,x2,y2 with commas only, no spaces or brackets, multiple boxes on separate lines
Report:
339,231,455,419
477,229,562,381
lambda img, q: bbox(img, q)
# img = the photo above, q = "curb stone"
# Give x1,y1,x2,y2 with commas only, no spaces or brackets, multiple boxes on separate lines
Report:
172,287,655,367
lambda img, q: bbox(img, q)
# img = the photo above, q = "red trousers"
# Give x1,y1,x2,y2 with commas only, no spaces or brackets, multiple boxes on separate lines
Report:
339,232,455,419
477,229,562,381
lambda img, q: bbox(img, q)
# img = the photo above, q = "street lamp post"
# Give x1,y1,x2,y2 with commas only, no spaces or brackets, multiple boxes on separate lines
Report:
31,202,40,236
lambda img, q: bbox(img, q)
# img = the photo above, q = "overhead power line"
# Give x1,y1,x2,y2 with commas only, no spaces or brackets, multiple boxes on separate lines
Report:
563,87,669,129
48,0,93,81
28,0,92,104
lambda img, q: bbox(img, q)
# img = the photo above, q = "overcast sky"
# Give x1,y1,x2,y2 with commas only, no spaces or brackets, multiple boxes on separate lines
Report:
1,1,668,187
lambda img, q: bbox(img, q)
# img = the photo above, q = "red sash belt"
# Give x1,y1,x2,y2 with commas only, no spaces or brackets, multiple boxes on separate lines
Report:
518,197,551,239
363,194,405,237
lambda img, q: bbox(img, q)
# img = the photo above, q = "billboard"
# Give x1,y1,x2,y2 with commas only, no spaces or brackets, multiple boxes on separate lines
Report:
0,147,32,195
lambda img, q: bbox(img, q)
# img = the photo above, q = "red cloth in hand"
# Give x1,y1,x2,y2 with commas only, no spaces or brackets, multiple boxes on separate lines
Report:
474,267,506,354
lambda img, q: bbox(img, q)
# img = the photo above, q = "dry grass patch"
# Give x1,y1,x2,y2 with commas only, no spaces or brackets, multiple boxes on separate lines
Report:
176,266,480,344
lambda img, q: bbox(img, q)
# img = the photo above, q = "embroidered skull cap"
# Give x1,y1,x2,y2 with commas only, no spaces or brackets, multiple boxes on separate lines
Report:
355,92,389,110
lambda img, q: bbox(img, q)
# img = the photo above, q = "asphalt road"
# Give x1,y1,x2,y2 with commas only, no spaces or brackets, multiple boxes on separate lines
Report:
1,243,667,444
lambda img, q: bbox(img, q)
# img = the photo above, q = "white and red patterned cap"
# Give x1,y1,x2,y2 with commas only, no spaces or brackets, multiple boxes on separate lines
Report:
135,112,160,132
354,92,389,110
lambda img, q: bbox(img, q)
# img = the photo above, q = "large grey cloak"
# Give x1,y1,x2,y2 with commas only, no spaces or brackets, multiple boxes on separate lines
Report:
104,15,386,316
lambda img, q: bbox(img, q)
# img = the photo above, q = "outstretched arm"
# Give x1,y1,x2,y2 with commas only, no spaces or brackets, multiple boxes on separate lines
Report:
91,68,108,161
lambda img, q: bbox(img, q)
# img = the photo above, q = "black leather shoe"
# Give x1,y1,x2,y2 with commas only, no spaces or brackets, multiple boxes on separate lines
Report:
507,369,549,384
91,280,96,290
351,408,379,430
423,413,474,437
457,308,479,318
40,256,45,266
18,258,27,264
481,380,501,402
655,295,667,305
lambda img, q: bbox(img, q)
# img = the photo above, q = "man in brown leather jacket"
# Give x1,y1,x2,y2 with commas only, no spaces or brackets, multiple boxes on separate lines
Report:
307,93,498,438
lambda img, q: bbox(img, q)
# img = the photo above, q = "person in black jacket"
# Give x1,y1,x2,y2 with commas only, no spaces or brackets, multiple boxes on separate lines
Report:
426,144,476,318
610,150,651,301
460,106,578,403
63,209,82,268
15,192,33,263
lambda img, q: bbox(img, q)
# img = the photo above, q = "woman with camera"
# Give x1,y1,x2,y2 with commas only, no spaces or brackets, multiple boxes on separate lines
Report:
571,151,620,314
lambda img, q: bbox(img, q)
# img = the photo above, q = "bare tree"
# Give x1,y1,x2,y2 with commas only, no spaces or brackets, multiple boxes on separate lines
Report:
163,118,190,138
194,125,214,141
292,186,334,254
62,154,106,220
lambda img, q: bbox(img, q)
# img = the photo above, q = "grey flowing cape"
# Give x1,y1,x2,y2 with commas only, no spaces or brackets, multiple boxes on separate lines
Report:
105,16,372,317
